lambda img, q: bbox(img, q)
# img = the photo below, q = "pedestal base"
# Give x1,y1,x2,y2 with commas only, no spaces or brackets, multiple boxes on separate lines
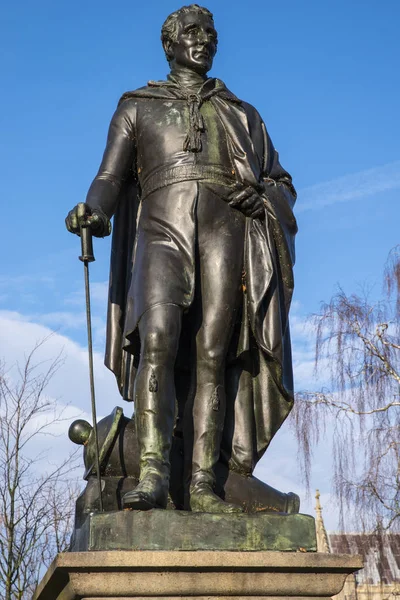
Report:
71,510,317,552
33,550,362,600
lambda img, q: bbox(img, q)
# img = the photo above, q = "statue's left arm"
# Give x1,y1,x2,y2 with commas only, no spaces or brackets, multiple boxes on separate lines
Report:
260,121,297,207
257,118,298,268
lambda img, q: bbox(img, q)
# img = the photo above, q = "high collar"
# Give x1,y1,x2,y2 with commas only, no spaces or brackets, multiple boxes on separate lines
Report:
119,77,242,107
168,66,207,92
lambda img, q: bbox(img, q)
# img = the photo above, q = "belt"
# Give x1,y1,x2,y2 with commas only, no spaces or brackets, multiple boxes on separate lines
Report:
140,164,237,200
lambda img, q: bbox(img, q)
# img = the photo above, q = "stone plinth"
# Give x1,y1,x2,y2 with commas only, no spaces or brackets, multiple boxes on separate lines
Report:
71,510,317,552
33,550,362,600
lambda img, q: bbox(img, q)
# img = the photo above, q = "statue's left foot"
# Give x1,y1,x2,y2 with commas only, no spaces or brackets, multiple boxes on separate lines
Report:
190,484,243,514
122,474,168,510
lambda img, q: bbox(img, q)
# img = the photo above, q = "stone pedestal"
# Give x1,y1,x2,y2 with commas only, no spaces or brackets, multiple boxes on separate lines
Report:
34,511,362,599
33,550,362,600
71,510,317,552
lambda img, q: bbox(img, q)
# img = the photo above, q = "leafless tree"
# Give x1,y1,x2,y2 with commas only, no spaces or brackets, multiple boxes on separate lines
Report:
0,341,79,600
292,246,400,532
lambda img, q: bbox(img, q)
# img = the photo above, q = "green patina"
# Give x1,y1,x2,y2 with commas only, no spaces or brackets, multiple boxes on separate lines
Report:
71,511,317,553
200,101,222,164
84,407,123,479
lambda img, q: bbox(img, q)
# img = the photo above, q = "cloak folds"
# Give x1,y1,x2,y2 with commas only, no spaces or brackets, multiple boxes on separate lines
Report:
104,81,298,476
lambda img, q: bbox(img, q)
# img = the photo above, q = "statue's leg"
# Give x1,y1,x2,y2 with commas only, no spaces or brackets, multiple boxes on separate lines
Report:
122,303,182,510
188,185,246,514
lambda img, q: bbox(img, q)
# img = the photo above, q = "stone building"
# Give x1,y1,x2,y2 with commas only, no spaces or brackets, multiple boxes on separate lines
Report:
315,491,400,600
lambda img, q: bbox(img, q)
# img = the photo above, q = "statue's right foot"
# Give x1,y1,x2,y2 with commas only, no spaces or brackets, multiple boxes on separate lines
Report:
190,483,243,514
122,474,168,510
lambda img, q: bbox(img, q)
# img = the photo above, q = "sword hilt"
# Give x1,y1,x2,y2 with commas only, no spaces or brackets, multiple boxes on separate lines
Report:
79,226,95,263
77,203,95,263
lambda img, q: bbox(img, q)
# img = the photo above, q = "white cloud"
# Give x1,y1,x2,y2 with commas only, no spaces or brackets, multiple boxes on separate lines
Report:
64,281,109,307
35,310,107,350
0,310,123,420
0,310,129,491
298,159,400,213
37,311,88,329
289,311,331,389
0,275,56,307
254,423,338,528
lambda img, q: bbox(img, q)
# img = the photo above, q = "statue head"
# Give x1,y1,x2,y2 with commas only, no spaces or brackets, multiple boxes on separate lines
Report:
161,5,218,75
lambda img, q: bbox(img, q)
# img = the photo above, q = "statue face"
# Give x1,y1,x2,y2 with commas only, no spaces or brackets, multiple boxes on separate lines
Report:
169,12,217,75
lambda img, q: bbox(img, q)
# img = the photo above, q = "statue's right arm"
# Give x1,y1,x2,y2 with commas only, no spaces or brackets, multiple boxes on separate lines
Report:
65,99,137,237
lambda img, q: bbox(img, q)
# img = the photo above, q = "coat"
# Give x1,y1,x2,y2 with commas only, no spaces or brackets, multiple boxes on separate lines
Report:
101,78,298,475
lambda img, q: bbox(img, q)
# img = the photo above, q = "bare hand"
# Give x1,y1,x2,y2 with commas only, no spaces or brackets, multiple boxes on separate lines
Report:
228,186,264,219
65,203,111,237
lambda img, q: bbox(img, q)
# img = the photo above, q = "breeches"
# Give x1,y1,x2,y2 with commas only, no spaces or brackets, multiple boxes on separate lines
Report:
124,180,246,337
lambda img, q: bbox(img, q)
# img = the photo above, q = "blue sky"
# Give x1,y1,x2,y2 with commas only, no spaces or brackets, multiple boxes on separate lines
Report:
0,0,399,528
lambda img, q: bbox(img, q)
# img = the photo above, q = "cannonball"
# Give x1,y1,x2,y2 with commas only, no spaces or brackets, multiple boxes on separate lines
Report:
68,419,92,445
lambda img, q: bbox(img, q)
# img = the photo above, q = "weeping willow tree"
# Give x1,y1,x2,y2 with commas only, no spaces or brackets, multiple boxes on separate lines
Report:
292,246,400,531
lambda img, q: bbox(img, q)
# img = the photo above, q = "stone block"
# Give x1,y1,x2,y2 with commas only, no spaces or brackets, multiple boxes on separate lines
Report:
70,509,317,552
33,550,363,600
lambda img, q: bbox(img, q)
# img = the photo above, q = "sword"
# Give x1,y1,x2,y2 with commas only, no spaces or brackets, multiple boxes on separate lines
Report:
78,203,104,512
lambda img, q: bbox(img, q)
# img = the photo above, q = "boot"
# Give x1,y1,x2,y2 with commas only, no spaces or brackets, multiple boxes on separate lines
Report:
189,384,243,514
123,472,168,510
122,366,174,510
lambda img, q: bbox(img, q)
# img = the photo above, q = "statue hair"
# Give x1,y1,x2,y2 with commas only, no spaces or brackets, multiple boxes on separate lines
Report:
161,5,216,63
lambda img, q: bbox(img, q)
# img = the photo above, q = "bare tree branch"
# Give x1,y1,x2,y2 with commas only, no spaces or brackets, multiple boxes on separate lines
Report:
292,247,400,532
0,342,80,600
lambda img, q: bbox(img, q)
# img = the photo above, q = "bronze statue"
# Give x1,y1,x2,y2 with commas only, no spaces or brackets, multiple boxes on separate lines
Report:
66,4,297,515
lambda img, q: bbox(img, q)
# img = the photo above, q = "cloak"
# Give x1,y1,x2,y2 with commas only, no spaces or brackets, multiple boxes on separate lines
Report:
104,80,297,476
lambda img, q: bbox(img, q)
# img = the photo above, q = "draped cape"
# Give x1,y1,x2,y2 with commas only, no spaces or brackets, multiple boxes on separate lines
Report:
104,79,298,475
